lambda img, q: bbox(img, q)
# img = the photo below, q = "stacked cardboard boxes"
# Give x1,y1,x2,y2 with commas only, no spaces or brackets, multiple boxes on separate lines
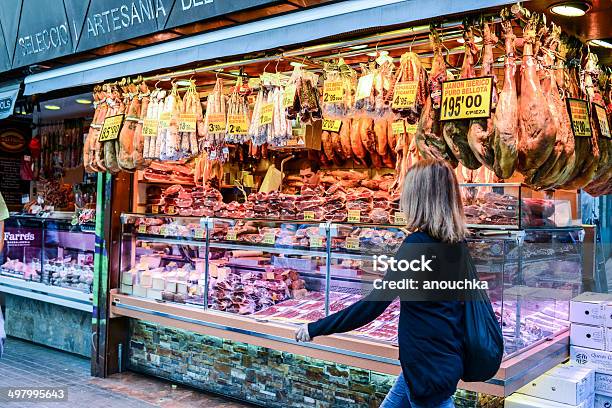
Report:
568,292,612,408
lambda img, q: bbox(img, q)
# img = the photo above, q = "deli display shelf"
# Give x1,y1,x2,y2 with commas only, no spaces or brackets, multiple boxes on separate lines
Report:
0,275,93,312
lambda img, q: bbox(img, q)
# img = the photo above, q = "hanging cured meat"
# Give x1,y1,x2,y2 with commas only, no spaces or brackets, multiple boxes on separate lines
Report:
374,118,388,156
203,78,227,158
390,52,427,123
350,118,368,166
526,26,576,189
467,22,498,171
360,118,377,155
132,81,150,169
517,17,556,176
84,88,104,173
339,119,353,161
117,79,141,171
102,86,122,173
225,78,251,144
442,27,482,170
491,20,519,179
415,30,457,167
322,59,356,119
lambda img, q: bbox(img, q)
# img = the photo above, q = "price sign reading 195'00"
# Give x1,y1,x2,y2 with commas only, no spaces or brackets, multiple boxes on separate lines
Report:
99,115,124,142
593,103,611,139
567,98,592,137
392,81,419,109
440,77,493,121
260,103,274,125
227,114,248,135
322,80,344,103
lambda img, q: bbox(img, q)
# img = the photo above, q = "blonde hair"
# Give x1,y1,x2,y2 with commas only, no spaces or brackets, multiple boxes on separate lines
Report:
400,159,467,243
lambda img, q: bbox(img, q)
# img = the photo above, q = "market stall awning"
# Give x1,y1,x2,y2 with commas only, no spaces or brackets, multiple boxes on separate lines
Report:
23,0,514,96
0,81,21,120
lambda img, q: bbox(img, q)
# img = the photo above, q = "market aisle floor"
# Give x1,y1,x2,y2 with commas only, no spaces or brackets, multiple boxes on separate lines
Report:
0,338,253,408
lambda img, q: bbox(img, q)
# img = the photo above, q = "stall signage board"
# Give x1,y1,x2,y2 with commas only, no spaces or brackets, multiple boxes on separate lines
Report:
4,227,42,248
593,103,611,139
99,114,124,142
391,81,419,109
227,114,248,135
322,119,342,132
567,98,592,138
440,76,493,121
322,80,344,104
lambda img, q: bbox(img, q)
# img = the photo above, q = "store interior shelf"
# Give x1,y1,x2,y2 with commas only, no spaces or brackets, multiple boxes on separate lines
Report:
0,276,93,313
209,242,327,257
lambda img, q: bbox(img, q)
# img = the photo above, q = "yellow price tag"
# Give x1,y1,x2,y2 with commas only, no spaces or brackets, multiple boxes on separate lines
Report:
391,121,405,135
179,114,197,132
167,206,175,214
159,226,168,236
567,98,592,138
322,80,344,104
142,119,159,137
310,235,323,248
406,123,418,134
158,112,171,130
260,104,274,125
263,232,275,245
593,103,610,139
227,114,248,135
356,74,374,101
226,230,237,241
151,205,159,214
207,113,226,133
391,81,419,109
283,84,297,108
345,237,360,250
394,212,407,225
99,114,124,142
348,210,361,223
322,119,342,133
440,77,493,121
194,228,205,239
138,225,147,234
303,211,315,221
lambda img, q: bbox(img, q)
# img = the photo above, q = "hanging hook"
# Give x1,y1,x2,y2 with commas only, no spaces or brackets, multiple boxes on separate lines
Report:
275,57,281,73
263,60,271,73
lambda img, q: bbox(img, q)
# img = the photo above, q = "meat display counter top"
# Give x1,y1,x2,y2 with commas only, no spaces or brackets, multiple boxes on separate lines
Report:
112,213,587,396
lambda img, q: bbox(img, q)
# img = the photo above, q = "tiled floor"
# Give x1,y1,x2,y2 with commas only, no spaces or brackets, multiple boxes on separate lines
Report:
0,338,252,408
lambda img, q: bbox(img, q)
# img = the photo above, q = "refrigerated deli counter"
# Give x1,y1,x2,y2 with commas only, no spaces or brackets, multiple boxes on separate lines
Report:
110,183,589,403
0,214,94,356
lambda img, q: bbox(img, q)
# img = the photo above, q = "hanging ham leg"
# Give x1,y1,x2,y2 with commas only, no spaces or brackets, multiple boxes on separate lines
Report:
517,17,556,176
442,27,482,170
415,31,458,167
350,118,368,166
467,22,498,170
339,119,353,161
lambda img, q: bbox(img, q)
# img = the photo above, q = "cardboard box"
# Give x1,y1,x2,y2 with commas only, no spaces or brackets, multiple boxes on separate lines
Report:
571,346,612,375
506,393,594,408
572,324,606,350
517,365,594,406
594,393,612,408
595,373,612,395
571,293,612,326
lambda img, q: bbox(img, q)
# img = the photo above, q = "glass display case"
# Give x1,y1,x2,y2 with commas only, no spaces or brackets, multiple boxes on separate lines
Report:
0,214,95,294
119,213,584,358
460,183,582,229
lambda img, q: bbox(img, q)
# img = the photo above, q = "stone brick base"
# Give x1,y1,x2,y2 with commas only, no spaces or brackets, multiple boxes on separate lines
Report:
129,320,504,408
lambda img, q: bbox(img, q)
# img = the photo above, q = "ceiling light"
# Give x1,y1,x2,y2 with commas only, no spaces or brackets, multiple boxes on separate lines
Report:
588,39,612,49
176,80,192,86
44,105,61,110
549,2,591,17
290,61,306,68
75,99,92,104
349,44,368,50
457,36,483,44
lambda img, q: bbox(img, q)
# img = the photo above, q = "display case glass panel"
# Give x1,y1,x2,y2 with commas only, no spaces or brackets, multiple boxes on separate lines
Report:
1,216,44,281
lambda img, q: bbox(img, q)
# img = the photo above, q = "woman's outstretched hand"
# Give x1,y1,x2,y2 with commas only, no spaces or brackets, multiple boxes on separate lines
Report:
295,324,311,342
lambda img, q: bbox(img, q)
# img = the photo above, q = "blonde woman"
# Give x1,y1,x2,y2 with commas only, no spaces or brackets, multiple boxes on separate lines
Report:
296,160,470,408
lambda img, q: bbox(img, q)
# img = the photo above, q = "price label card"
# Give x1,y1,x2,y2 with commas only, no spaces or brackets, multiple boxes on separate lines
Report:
179,114,197,132
260,103,274,125
138,225,147,234
142,119,159,137
263,232,276,245
159,225,168,236
322,80,344,104
194,228,205,239
310,235,323,248
391,120,405,135
167,205,175,214
303,211,315,221
207,113,226,133
405,122,418,134
158,112,171,130
283,84,297,108
322,119,342,132
227,114,248,135
356,74,374,101
567,98,592,137
394,212,407,224
593,103,611,139
440,76,493,121
348,210,361,223
151,205,159,214
226,230,237,241
99,114,124,142
391,81,419,109
345,237,360,250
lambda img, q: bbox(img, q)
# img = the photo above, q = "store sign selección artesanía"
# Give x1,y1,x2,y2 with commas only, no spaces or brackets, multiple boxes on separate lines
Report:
1,0,278,72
